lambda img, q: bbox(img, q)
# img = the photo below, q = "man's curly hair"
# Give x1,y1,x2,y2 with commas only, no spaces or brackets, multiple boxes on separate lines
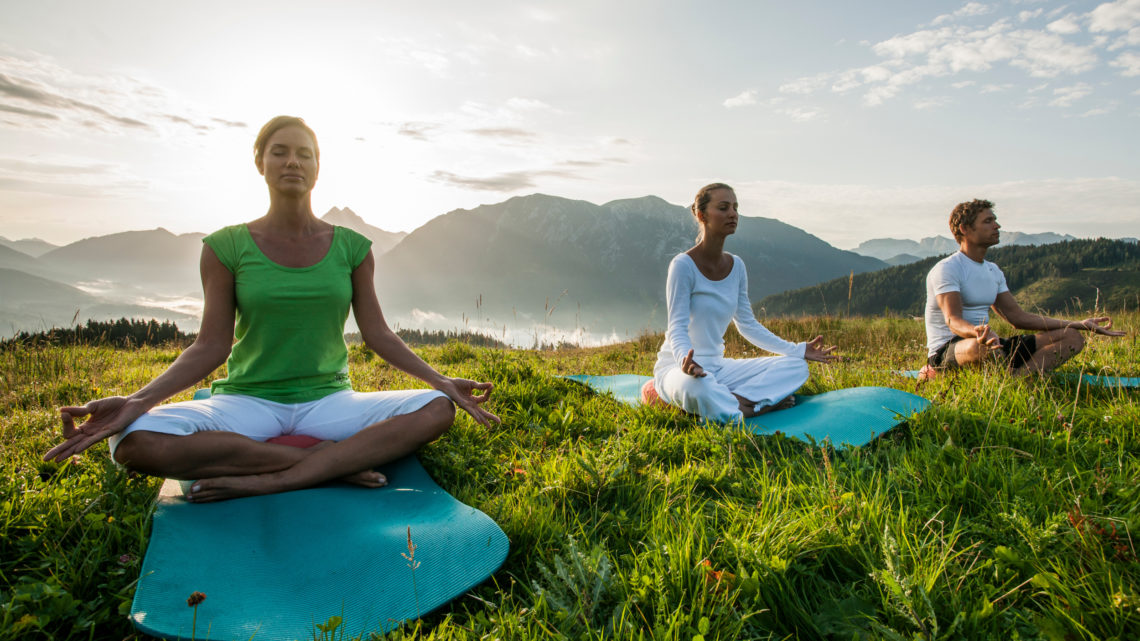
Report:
949,199,995,242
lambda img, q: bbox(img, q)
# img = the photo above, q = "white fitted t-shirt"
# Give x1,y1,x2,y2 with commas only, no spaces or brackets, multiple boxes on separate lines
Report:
655,253,805,371
924,251,1009,356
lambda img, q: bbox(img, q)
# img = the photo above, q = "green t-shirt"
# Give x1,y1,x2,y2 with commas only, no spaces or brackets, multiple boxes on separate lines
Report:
203,224,372,403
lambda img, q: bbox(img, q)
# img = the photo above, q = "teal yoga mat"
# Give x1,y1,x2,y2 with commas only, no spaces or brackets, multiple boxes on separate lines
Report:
897,369,1140,388
565,375,929,448
131,423,509,640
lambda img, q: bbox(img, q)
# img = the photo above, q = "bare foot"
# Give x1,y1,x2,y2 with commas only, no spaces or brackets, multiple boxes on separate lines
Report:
917,364,938,381
185,474,279,503
741,395,795,418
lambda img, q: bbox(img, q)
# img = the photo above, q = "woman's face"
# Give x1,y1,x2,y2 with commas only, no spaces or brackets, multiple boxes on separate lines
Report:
257,125,319,195
698,188,739,236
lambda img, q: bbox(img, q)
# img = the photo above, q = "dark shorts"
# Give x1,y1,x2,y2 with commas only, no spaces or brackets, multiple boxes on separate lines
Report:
928,334,1038,370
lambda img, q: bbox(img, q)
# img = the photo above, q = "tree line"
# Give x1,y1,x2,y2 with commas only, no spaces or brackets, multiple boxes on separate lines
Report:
1,318,193,349
4,319,510,350
756,238,1140,317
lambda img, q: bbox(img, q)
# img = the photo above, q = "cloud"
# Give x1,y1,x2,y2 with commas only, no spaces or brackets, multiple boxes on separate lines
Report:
1049,82,1093,106
466,127,537,140
0,103,58,120
779,73,829,95
980,82,1014,92
722,89,758,108
164,114,210,132
0,71,149,130
777,106,823,121
777,4,1113,110
1078,103,1117,116
1088,0,1140,33
931,2,993,26
397,121,441,141
429,168,582,191
733,177,1140,246
1108,26,1140,49
0,157,146,198
210,117,247,128
1110,50,1140,75
1006,30,1098,77
0,52,241,137
411,308,447,323
1046,15,1082,34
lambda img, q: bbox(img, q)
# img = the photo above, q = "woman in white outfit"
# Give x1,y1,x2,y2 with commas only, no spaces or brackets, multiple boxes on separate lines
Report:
652,183,839,423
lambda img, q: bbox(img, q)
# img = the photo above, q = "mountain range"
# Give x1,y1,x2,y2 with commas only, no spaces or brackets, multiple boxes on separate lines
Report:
0,196,884,338
849,232,1077,264
0,236,57,257
372,194,886,334
6,196,1133,341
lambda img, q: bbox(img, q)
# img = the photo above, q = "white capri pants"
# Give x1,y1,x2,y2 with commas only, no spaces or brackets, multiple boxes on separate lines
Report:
655,355,809,423
107,388,448,457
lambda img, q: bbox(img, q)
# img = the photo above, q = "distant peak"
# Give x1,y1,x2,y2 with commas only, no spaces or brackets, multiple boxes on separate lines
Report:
322,206,365,223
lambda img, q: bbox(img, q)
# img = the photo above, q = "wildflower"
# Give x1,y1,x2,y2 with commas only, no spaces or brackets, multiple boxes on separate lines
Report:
186,591,207,607
118,554,136,565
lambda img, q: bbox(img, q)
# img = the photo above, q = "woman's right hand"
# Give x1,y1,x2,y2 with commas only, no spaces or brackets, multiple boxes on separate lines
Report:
43,396,147,462
681,349,706,377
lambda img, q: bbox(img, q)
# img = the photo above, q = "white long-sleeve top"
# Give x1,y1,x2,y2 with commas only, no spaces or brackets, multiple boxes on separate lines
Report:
655,253,806,374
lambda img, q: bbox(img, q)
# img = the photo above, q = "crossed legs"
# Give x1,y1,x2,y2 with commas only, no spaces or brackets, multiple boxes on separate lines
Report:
924,327,1085,378
113,395,455,502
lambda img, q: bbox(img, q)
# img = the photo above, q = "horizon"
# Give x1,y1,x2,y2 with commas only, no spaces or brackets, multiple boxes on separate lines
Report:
2,191,1136,253
1,1,1138,247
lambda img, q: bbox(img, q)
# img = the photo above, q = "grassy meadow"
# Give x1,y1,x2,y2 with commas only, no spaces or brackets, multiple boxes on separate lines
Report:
2,314,1139,640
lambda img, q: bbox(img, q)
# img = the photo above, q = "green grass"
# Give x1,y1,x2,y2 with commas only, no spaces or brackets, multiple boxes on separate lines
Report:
2,315,1139,640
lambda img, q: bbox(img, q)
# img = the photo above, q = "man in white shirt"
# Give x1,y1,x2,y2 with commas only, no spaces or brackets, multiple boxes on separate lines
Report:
920,199,1124,380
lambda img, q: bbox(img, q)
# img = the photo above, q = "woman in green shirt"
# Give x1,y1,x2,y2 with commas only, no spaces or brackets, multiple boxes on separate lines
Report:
44,116,498,502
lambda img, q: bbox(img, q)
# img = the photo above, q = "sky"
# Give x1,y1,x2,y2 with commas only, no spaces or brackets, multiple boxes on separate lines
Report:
1,0,1138,250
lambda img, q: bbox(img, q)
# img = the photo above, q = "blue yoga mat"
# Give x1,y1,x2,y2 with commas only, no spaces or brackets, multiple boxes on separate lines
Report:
897,370,1139,388
131,395,509,640
564,375,929,449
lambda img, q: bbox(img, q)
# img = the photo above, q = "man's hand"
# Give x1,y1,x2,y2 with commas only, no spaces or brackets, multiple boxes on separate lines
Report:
974,324,1000,349
1075,317,1126,337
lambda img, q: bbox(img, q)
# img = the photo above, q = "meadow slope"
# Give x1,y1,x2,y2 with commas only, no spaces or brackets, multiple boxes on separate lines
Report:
2,315,1138,640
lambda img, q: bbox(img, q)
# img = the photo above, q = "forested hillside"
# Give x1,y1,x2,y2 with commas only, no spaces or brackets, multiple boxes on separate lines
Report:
757,239,1140,317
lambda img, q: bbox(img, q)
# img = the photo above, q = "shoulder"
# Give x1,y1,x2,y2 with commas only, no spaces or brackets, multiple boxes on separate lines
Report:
669,253,696,273
333,226,372,266
203,224,246,244
334,225,368,243
929,252,963,276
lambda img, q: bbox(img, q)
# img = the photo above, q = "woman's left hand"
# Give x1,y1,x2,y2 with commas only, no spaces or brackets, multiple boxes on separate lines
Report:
438,378,501,427
804,335,839,363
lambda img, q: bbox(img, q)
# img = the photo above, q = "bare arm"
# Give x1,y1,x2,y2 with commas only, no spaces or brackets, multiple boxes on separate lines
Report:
936,291,1000,347
44,245,236,461
991,292,1125,336
350,251,499,426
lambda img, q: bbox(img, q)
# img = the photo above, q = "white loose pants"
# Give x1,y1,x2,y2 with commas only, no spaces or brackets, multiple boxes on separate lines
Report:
654,356,809,423
107,389,447,457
